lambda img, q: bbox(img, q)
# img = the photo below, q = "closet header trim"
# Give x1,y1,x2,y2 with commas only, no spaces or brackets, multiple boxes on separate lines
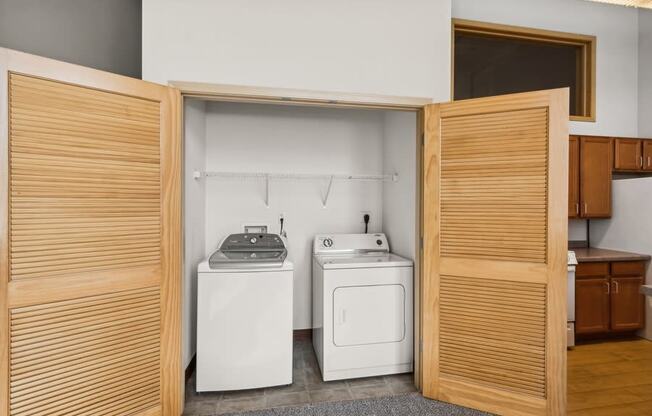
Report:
170,81,432,111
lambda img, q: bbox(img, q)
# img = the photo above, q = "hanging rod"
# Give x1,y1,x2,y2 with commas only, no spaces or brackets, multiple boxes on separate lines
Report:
193,171,398,182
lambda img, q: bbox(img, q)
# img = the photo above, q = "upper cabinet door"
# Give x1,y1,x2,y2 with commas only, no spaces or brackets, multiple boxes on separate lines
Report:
0,48,182,416
643,140,652,171
569,135,580,218
422,89,568,416
614,138,642,171
580,136,612,218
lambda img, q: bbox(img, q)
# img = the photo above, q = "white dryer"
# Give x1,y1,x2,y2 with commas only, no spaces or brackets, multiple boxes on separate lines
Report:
196,233,293,392
312,233,413,381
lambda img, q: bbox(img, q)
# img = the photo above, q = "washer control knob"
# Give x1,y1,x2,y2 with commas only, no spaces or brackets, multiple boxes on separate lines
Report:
250,237,257,244
323,238,333,248
376,239,383,246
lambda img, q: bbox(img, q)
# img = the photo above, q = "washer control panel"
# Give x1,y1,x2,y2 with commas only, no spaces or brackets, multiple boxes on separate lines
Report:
222,233,283,250
313,233,389,255
210,233,287,269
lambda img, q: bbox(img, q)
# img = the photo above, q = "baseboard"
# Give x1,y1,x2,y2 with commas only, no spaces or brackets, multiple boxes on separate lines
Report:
576,332,641,343
185,355,196,383
294,328,312,340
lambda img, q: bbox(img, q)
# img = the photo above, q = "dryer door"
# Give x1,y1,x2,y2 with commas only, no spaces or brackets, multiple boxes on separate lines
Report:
333,284,405,346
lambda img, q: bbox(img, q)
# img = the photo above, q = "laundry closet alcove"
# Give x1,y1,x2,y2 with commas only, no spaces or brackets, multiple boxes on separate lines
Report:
179,86,425,388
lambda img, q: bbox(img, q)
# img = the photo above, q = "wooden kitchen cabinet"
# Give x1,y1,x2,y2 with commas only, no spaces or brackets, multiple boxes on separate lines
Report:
579,136,612,218
614,138,642,171
568,135,652,218
575,276,610,334
575,260,646,337
644,140,652,171
569,135,580,218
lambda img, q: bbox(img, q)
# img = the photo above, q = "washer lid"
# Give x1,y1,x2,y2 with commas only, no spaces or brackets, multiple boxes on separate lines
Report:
315,253,412,269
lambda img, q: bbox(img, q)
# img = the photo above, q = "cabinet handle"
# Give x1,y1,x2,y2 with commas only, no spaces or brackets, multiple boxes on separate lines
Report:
584,202,588,215
641,156,644,168
576,203,579,215
613,281,619,294
648,156,651,167
605,281,610,295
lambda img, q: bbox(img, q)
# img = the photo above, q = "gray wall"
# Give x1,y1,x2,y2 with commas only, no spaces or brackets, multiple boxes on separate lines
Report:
0,0,141,78
640,9,652,137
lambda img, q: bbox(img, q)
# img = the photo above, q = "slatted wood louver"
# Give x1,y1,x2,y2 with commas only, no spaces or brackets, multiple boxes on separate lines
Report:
440,108,548,263
439,275,547,397
9,288,161,416
9,74,161,281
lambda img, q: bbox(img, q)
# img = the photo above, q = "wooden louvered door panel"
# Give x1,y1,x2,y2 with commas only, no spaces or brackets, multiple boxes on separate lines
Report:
0,48,181,416
422,89,568,416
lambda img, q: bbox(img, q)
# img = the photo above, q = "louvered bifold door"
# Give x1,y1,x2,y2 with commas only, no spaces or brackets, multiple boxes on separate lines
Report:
421,89,568,416
0,48,182,416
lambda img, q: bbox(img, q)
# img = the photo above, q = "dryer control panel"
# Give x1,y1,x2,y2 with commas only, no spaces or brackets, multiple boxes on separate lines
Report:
313,233,389,255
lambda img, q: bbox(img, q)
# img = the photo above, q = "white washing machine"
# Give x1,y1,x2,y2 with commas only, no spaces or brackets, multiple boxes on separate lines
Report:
196,233,293,392
312,233,413,381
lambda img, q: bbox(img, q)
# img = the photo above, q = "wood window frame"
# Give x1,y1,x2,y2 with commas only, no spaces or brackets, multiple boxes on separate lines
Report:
452,18,596,122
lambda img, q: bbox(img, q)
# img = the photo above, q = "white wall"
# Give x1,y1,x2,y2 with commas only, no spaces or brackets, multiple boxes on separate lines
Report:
0,0,142,77
142,0,451,101
183,99,207,368
639,9,652,137
382,112,417,260
569,219,588,242
453,0,640,138
591,177,652,340
203,102,389,330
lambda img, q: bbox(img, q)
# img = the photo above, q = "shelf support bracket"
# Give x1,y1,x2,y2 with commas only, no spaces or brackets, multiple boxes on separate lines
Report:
265,174,270,208
322,176,334,208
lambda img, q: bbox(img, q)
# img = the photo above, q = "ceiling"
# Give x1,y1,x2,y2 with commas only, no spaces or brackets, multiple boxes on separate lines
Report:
585,0,652,8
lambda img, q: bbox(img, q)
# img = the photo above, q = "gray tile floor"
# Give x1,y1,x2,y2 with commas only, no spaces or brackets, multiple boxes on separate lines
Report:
184,339,416,416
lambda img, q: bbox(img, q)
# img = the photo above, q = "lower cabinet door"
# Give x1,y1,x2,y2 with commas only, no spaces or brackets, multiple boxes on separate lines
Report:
610,276,645,331
576,277,610,334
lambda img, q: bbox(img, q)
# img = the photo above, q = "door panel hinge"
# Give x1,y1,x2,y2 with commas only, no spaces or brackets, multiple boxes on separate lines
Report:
419,237,423,250
420,339,423,352
421,133,425,146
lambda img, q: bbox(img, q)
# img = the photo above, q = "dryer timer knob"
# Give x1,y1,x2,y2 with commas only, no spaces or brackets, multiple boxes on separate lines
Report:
323,238,333,248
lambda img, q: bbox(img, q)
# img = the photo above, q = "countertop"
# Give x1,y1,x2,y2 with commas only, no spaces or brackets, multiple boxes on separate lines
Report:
572,247,651,263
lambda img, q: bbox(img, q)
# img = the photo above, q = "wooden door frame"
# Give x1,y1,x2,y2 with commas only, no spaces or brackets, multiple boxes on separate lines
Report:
169,80,431,392
0,48,183,416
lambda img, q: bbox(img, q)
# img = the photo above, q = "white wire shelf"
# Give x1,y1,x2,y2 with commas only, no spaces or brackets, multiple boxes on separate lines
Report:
193,171,397,181
193,170,398,207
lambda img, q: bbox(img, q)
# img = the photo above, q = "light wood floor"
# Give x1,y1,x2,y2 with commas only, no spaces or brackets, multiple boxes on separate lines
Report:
568,338,652,415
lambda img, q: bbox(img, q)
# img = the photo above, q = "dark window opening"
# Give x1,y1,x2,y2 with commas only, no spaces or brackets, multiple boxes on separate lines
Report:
453,20,595,121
